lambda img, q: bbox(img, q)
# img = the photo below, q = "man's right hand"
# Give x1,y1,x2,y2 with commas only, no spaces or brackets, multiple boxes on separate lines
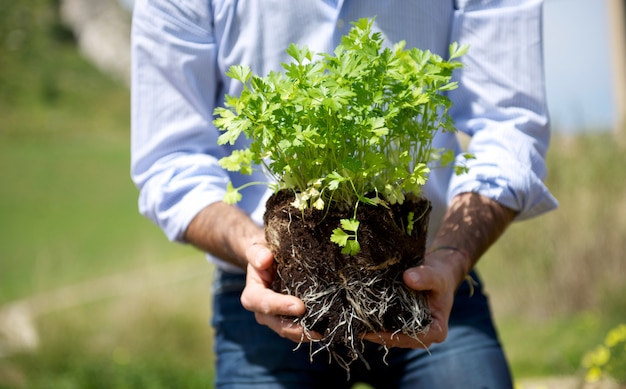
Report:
240,242,313,343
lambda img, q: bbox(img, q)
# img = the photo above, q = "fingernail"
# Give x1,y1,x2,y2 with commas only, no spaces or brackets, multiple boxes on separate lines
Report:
254,253,263,268
288,303,302,316
253,248,266,268
405,269,420,285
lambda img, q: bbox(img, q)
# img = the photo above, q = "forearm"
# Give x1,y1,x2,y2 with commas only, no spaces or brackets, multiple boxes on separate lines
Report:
429,192,517,287
183,201,265,270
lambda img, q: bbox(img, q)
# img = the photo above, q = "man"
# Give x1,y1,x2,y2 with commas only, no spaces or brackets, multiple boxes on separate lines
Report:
131,1,558,387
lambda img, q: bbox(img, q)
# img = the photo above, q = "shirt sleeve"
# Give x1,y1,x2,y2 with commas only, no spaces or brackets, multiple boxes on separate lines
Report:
130,0,228,241
449,0,558,220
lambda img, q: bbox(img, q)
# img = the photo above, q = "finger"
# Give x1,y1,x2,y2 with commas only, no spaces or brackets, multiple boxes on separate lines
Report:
362,321,448,349
246,242,273,270
255,314,323,343
403,269,451,341
362,332,423,348
403,265,441,292
423,319,448,344
241,264,306,317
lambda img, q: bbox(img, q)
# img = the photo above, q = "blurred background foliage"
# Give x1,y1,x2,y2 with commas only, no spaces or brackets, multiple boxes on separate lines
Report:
0,0,624,388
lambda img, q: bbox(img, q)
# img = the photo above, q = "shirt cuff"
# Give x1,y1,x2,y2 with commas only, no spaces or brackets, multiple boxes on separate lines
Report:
447,156,558,221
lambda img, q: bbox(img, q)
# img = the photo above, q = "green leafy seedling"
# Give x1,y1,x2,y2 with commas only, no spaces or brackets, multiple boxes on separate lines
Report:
331,218,361,255
214,18,469,254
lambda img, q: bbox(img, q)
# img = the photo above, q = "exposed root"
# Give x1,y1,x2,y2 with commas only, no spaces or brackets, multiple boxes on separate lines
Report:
264,191,432,373
274,259,431,372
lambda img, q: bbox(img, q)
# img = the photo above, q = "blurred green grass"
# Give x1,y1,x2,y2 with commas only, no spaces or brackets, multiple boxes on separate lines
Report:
1,1,212,386
478,130,626,379
1,0,625,387
0,0,198,304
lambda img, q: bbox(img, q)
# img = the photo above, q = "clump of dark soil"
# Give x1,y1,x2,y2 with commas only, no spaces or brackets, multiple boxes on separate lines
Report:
264,190,432,368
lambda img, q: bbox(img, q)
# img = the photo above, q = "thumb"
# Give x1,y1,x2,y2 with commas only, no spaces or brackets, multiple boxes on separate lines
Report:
403,266,438,292
246,242,273,270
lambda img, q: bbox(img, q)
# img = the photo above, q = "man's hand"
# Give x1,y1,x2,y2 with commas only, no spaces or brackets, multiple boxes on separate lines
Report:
363,192,516,349
362,248,461,348
239,242,314,343
185,202,316,342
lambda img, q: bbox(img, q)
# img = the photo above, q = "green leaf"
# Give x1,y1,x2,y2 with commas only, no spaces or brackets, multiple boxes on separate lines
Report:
216,116,250,145
449,42,470,61
278,139,292,150
223,182,242,204
454,165,470,175
440,150,456,167
340,218,360,232
218,149,254,173
331,219,361,255
225,65,252,83
462,152,476,161
322,97,342,112
438,81,459,91
342,240,361,255
453,154,474,175
286,43,313,64
330,228,350,247
327,172,347,190
406,212,415,236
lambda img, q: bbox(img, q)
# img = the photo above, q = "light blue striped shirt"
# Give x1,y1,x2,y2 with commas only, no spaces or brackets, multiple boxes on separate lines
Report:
131,0,558,270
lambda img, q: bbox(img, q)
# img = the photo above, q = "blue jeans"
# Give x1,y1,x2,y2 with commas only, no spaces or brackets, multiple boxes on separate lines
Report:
211,269,513,389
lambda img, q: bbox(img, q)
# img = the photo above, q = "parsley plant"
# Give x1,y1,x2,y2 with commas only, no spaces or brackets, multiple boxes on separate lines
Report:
214,18,469,254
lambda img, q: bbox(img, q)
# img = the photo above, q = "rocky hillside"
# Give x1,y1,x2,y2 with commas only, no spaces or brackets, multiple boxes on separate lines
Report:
60,0,131,84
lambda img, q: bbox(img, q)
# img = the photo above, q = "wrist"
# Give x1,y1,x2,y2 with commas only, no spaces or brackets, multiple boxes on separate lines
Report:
426,245,472,287
427,245,470,262
185,202,265,269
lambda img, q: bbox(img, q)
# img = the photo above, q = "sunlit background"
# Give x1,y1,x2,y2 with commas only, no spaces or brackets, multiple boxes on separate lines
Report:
544,0,625,132
0,0,625,388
